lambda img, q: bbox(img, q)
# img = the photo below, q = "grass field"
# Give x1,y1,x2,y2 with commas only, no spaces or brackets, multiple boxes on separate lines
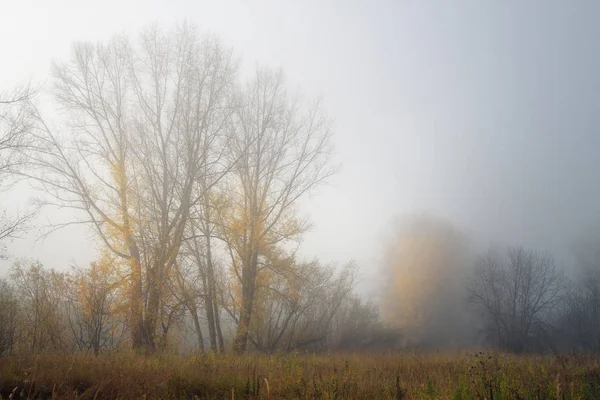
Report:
1,351,599,399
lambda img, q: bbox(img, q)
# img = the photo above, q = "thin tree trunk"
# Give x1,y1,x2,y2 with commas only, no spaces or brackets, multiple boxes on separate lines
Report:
203,244,218,352
206,233,225,353
190,305,205,353
203,278,217,352
213,292,225,353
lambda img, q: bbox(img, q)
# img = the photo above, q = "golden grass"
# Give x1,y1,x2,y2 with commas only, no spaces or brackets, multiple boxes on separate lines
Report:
0,351,599,399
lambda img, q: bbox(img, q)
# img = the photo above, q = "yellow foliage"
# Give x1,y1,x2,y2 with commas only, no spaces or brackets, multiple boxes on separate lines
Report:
76,250,129,319
381,215,468,346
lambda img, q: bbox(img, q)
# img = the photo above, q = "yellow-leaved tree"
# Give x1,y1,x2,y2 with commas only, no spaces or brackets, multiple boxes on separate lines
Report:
381,215,472,349
67,252,129,355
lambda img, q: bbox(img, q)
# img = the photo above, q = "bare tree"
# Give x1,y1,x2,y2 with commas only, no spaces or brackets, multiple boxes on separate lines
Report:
245,257,316,352
0,84,37,257
0,278,18,355
329,295,381,351
10,260,69,353
221,258,357,352
28,23,237,352
247,258,308,352
281,261,357,351
179,210,227,353
0,84,36,175
221,68,335,353
171,258,206,353
185,186,230,353
131,26,237,352
559,236,600,352
172,112,234,353
563,270,600,352
468,246,566,352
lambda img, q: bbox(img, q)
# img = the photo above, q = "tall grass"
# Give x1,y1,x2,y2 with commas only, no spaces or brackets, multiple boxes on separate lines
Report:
0,351,599,399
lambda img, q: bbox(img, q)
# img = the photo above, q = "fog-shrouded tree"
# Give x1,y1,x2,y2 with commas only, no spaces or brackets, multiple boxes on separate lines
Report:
28,23,238,352
171,255,207,353
562,269,600,352
178,177,231,353
329,295,381,351
468,246,566,352
0,278,18,355
219,68,335,353
289,262,362,351
10,260,69,353
0,84,37,258
66,256,127,355
558,237,600,352
381,215,472,349
242,260,357,352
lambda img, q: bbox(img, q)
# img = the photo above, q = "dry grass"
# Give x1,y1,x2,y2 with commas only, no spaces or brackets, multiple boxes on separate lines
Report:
0,351,599,399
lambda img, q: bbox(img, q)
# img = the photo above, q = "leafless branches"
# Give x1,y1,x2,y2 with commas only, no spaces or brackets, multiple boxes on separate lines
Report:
4,22,349,355
468,246,566,352
0,83,38,258
219,68,335,353
0,83,37,176
25,23,238,352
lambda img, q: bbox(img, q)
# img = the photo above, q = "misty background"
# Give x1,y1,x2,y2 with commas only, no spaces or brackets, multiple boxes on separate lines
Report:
2,0,600,301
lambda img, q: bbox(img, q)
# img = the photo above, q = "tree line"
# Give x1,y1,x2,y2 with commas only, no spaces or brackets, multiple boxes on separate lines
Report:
381,215,600,354
1,23,598,356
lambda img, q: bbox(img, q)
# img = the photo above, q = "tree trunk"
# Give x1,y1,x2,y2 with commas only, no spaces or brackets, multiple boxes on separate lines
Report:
190,305,205,354
203,235,218,352
127,239,145,351
144,265,160,353
214,295,225,353
118,155,145,352
234,251,258,354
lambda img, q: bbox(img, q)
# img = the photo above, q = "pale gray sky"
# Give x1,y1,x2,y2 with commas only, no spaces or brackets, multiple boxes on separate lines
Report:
2,1,600,294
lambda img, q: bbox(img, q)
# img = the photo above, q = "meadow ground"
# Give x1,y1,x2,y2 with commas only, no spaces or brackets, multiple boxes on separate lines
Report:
0,351,599,399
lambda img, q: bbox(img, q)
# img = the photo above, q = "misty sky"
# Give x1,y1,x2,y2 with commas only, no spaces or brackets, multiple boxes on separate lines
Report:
2,1,600,294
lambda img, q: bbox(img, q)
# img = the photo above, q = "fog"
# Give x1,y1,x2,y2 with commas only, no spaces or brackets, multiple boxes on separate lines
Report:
1,1,600,353
381,215,475,349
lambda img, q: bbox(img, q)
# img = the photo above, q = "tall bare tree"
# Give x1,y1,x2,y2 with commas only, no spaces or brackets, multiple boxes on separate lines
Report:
220,69,335,353
468,246,566,352
0,84,37,257
173,111,234,353
28,23,237,351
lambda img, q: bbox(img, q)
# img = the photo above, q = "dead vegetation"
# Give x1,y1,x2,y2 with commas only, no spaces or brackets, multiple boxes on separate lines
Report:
0,351,599,399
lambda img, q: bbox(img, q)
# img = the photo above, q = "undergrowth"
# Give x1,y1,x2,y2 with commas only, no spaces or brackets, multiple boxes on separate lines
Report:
0,351,599,399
